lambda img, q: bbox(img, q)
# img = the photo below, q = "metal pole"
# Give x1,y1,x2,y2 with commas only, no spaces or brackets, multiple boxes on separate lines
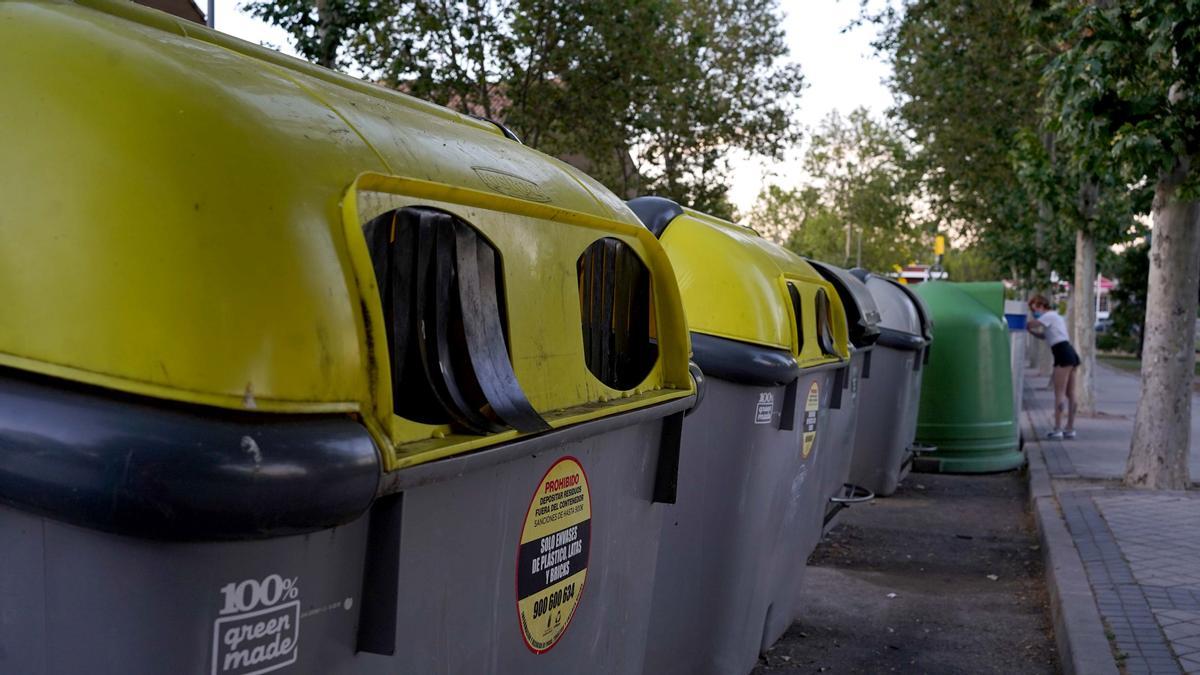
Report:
207,0,215,27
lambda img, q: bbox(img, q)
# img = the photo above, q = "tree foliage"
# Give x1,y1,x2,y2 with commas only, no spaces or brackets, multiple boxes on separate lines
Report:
748,109,927,271
863,0,1053,276
1040,0,1200,191
244,0,805,217
1108,238,1150,354
1039,0,1200,489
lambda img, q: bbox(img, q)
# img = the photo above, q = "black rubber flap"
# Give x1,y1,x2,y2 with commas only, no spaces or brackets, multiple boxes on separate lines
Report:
876,326,927,351
0,370,380,541
366,207,550,435
808,260,882,348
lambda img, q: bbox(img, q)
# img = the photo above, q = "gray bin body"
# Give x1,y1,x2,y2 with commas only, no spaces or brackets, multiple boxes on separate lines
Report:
848,273,931,497
0,507,370,675
848,345,924,495
762,360,855,648
812,352,866,519
644,368,839,675
1,398,685,675
806,261,883,520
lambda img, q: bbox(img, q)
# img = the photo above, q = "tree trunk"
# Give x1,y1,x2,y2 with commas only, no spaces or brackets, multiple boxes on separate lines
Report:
844,221,853,267
315,0,338,69
1031,133,1055,376
1072,228,1097,414
1031,212,1053,375
1124,158,1200,489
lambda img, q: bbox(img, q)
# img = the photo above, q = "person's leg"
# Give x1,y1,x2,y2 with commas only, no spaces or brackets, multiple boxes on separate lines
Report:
1052,366,1069,431
1066,365,1077,432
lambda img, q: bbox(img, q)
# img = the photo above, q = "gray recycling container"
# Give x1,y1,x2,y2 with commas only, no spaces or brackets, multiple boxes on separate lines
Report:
847,269,933,496
0,374,694,675
629,199,851,675
0,6,700,666
806,261,882,524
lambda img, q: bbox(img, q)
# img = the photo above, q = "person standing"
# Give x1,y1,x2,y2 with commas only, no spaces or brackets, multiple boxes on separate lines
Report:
1027,294,1079,439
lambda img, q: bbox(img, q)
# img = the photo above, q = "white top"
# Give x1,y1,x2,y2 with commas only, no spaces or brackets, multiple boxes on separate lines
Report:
1036,310,1069,347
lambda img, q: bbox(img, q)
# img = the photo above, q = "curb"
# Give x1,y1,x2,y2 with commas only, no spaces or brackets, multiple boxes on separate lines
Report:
1024,411,1119,675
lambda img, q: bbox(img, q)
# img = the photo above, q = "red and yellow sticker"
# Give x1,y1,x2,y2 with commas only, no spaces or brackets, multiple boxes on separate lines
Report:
516,457,591,653
802,381,820,459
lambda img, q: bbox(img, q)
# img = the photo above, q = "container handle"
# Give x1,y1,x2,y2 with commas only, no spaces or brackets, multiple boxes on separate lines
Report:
829,483,875,504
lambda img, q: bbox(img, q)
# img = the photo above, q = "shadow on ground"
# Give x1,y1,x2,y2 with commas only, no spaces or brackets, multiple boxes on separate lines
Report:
754,472,1059,674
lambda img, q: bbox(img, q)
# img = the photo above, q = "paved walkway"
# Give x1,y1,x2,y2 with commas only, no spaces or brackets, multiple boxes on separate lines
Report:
1025,363,1200,675
1024,364,1200,478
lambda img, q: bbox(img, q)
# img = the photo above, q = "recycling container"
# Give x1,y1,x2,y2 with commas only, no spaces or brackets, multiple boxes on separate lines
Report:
847,269,934,497
1005,299,1029,417
628,198,850,675
910,282,1023,473
806,261,882,523
0,3,696,674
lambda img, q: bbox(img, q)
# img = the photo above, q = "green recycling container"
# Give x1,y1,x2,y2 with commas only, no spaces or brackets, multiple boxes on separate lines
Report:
911,282,1023,473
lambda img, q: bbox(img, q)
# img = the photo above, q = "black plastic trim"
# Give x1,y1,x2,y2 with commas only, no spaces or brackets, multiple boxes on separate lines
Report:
830,365,846,410
779,377,799,431
876,326,927,351
627,196,685,238
469,115,522,143
809,260,881,348
652,411,685,504
685,362,706,417
690,332,801,387
851,268,933,341
0,370,381,541
357,493,403,655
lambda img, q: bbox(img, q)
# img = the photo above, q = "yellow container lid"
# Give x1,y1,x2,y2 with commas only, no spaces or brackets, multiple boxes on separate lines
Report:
628,198,850,370
0,0,692,469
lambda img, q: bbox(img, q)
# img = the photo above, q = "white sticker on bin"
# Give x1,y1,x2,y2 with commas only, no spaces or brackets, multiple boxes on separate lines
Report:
755,392,775,424
212,574,301,675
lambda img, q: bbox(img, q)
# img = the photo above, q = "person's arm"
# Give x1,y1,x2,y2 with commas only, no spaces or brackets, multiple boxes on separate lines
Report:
1027,319,1046,339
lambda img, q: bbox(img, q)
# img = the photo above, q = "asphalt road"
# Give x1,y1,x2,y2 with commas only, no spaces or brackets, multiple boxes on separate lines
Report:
753,471,1060,675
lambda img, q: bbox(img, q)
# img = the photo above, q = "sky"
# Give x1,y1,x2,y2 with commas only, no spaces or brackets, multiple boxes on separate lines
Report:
206,0,894,215
730,1,895,214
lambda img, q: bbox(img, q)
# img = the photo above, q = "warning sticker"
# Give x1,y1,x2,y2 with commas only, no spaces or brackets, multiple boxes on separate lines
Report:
517,457,591,654
802,381,820,459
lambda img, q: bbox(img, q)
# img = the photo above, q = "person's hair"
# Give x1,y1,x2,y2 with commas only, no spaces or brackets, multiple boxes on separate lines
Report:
1028,294,1050,310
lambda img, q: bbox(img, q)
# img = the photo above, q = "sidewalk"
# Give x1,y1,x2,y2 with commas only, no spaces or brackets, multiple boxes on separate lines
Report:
1026,363,1200,675
1026,364,1200,478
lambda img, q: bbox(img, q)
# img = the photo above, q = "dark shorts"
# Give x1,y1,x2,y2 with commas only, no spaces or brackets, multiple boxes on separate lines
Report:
1051,341,1081,368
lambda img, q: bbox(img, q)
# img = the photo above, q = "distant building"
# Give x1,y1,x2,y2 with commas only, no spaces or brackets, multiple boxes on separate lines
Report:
1096,274,1115,321
895,264,948,285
